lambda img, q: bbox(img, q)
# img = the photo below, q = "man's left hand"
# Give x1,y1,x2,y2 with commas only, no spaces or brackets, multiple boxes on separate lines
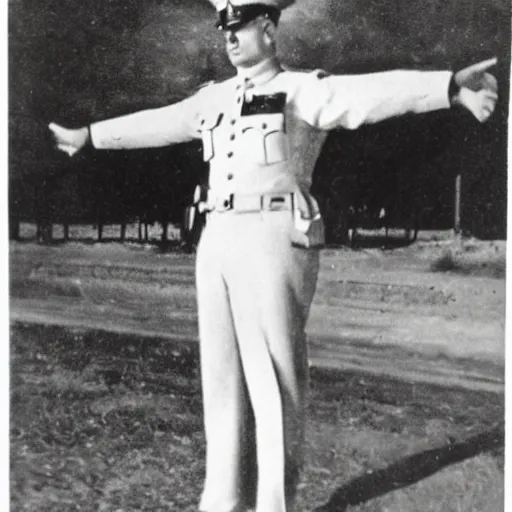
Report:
452,58,498,123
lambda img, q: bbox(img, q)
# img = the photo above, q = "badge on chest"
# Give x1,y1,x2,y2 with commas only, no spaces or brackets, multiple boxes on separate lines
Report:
199,93,290,165
241,92,287,116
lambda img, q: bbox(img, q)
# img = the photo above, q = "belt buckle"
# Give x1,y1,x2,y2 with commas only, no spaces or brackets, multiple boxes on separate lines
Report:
262,193,291,211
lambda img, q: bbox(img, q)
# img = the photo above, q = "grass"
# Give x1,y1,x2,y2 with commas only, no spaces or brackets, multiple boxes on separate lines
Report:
430,250,460,273
429,243,505,279
10,323,504,512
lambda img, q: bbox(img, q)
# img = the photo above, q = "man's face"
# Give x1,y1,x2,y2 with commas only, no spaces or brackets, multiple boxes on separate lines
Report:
224,19,274,68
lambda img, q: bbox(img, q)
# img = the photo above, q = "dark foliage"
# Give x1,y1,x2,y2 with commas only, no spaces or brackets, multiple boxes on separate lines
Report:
8,0,510,242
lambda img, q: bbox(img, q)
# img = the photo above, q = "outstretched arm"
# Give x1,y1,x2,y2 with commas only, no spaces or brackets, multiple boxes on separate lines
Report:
295,58,498,130
49,92,204,157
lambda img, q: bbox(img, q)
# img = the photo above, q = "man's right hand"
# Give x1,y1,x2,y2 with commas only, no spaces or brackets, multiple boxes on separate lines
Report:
48,123,90,157
451,58,498,123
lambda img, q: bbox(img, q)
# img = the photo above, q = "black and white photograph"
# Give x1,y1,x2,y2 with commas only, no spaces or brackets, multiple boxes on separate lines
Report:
8,1,509,511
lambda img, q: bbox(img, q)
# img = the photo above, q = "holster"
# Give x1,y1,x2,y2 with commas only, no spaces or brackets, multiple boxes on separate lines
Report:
290,192,325,249
182,185,207,247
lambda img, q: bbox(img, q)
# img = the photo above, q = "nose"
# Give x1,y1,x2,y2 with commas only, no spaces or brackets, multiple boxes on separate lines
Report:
226,30,238,44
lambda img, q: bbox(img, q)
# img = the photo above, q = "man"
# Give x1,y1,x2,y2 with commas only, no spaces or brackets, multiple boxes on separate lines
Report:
49,1,498,511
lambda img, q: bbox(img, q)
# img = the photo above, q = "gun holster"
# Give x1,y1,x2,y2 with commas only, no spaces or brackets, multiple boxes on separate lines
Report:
182,185,207,247
290,192,325,249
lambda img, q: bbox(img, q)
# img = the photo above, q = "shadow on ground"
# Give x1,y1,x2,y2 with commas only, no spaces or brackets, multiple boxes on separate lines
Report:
313,424,504,511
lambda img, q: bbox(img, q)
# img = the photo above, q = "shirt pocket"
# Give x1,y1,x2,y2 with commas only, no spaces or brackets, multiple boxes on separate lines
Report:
199,113,223,162
239,113,289,165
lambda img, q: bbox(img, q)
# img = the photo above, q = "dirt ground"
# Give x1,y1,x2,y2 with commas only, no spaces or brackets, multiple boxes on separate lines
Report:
10,234,505,390
9,233,506,511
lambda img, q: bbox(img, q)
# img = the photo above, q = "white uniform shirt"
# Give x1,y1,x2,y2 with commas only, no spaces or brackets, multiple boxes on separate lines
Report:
90,57,452,199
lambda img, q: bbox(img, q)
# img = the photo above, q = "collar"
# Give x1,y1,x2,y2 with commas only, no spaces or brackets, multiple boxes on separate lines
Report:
236,57,283,88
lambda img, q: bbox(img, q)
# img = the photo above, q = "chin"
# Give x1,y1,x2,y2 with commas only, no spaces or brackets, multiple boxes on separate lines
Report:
229,54,264,69
228,54,248,67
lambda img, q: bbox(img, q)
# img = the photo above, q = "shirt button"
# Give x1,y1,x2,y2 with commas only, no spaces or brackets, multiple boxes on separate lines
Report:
231,119,236,125
227,152,233,158
262,123,267,129
230,134,235,141
227,173,234,180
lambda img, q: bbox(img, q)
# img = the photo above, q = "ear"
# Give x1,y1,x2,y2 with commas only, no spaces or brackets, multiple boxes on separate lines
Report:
262,19,277,45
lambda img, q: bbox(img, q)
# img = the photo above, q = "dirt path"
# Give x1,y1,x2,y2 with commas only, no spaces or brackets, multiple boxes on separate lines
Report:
9,241,505,393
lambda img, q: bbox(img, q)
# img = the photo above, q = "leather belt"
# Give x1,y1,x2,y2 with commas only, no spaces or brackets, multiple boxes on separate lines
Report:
201,192,294,214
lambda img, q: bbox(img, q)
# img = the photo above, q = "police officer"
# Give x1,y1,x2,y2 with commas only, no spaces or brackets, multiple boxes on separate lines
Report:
49,1,498,510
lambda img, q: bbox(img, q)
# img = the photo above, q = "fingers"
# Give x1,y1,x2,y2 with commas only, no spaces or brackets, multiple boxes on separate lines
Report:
481,106,495,123
457,87,497,123
483,72,498,94
57,144,78,157
48,122,66,142
481,88,498,112
478,90,497,121
482,98,496,113
455,58,499,92
49,122,77,156
483,90,498,102
48,122,64,136
470,57,498,74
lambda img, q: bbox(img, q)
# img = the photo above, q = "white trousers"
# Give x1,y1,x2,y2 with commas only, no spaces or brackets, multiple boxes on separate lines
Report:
196,210,319,512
